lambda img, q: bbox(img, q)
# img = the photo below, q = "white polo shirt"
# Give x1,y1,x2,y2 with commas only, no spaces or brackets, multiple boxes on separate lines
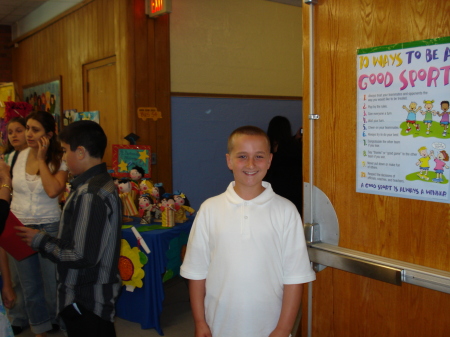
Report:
180,182,316,337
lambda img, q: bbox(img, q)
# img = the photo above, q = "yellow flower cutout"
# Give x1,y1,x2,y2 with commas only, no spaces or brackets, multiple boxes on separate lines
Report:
119,239,145,291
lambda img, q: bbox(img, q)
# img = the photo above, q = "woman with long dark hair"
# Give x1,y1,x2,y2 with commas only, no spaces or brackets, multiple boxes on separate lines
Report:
9,111,68,337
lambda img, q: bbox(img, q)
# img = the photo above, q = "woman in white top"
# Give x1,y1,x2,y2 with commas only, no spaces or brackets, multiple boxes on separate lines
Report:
1,117,30,335
9,111,68,337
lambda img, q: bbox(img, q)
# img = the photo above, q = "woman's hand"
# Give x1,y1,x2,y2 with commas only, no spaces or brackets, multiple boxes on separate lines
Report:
37,135,50,161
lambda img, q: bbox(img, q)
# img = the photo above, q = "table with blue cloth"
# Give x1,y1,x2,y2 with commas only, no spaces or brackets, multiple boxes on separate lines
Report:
115,216,194,335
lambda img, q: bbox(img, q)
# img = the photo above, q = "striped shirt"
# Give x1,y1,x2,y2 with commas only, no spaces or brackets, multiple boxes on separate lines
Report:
32,163,122,322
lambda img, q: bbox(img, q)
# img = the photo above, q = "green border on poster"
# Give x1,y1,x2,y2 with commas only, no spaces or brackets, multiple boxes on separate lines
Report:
357,36,450,55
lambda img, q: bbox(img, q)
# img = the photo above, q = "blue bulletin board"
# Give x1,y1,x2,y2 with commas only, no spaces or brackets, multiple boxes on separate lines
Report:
112,144,151,178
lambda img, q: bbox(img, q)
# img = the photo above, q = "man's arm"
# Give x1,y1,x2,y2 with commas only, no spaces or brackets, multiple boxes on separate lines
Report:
269,283,304,337
189,279,212,337
17,192,113,269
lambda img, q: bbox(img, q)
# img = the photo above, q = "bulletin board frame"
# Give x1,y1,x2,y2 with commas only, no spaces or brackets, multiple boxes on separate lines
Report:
112,144,151,178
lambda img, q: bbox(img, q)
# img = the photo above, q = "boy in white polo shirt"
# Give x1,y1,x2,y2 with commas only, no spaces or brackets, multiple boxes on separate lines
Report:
180,125,315,337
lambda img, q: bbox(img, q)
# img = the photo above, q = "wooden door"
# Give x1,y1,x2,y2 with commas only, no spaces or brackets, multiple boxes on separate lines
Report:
83,56,119,167
301,1,450,336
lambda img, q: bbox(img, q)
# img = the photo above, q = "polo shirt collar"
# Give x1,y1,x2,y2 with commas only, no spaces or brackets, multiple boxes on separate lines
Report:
225,181,275,206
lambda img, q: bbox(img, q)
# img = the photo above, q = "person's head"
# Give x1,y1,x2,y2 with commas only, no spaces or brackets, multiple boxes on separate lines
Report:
439,150,449,162
423,100,434,111
418,146,427,157
26,111,62,172
226,126,272,199
267,116,293,152
441,101,449,112
58,120,107,175
409,102,417,110
5,117,27,153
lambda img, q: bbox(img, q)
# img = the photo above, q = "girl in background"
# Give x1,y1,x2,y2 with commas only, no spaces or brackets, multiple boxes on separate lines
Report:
2,117,30,335
9,111,68,337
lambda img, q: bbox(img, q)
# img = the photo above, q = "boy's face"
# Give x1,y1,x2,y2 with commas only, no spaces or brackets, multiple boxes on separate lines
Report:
226,134,272,198
62,142,82,175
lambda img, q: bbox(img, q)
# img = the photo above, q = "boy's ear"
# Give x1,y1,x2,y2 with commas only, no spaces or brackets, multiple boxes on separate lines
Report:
77,146,86,159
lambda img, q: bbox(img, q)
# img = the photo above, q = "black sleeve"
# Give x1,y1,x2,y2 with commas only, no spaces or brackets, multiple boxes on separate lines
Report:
0,199,10,236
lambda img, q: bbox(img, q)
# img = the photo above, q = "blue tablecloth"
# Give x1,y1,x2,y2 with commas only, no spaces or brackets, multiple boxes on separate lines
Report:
115,217,193,335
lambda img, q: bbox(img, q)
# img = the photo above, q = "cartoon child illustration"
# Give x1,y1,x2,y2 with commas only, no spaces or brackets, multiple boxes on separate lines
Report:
437,100,450,137
431,150,449,183
420,100,437,135
416,146,431,180
402,102,422,133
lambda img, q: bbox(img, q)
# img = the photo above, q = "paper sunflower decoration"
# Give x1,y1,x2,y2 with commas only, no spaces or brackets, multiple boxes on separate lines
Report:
119,239,147,292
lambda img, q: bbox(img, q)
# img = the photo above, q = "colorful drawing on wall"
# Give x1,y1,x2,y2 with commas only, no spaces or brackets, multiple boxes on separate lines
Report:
73,111,100,124
63,109,77,126
23,77,62,133
112,144,151,178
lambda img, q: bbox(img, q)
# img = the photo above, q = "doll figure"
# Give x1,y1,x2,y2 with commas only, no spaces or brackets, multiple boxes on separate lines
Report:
118,179,139,217
130,166,145,183
151,183,165,204
173,191,196,223
139,178,154,195
150,183,165,221
160,194,179,228
138,194,153,224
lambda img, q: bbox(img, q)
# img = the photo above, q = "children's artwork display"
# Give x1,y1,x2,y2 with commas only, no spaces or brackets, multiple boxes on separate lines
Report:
73,110,100,124
23,77,62,132
63,109,77,126
356,37,450,203
112,144,151,178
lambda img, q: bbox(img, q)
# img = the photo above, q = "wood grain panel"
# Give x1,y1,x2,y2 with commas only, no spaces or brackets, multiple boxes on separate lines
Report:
302,0,450,336
11,0,171,188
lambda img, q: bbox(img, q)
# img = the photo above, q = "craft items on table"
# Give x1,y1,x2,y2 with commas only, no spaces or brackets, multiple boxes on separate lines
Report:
119,178,139,217
138,194,153,224
173,191,196,223
160,194,179,228
150,183,165,221
130,226,151,254
139,178,154,195
119,239,148,292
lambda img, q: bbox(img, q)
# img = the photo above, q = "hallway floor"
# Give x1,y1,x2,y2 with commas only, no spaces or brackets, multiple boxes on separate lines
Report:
19,277,195,337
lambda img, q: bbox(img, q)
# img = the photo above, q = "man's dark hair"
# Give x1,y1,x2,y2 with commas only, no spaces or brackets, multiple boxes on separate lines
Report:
58,120,107,159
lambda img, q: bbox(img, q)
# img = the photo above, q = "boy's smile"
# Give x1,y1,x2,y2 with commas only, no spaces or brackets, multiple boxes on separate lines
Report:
226,134,272,200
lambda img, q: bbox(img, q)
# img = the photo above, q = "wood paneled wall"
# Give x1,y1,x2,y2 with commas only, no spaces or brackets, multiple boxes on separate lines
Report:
11,0,172,190
302,0,450,336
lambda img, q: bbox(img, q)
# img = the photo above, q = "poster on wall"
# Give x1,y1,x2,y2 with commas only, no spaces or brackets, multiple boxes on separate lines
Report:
356,37,450,203
23,77,62,133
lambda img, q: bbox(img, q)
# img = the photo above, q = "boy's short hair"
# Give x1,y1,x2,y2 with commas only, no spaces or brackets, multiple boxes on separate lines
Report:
227,125,270,153
58,120,107,159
